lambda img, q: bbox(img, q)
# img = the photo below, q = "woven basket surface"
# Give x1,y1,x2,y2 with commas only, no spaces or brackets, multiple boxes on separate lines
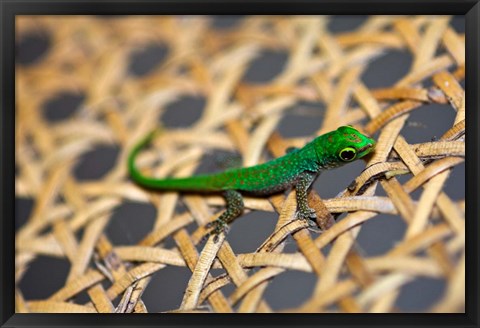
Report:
15,16,465,313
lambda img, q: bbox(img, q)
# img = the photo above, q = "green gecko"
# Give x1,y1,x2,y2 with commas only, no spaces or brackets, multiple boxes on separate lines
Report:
128,126,376,241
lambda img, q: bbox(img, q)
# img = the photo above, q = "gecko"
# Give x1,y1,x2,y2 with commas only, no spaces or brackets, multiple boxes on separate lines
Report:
128,126,376,241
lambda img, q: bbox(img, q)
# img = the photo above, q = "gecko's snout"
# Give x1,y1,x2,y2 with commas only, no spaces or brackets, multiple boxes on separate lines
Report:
358,143,374,153
356,141,375,159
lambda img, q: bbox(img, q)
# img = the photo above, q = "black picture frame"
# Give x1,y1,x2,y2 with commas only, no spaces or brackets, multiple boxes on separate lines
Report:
1,1,479,327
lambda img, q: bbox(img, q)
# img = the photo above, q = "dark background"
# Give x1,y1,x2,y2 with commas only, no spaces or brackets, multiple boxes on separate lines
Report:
15,15,465,313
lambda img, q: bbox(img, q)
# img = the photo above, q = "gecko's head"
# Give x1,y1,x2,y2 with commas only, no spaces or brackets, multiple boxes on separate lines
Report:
316,126,376,168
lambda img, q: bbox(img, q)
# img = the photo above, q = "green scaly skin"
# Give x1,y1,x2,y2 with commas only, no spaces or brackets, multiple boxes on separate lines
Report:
128,126,376,241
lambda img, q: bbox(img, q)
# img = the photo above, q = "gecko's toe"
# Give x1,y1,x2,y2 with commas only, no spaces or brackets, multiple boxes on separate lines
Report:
203,219,229,243
307,218,319,228
296,211,305,221
212,226,228,243
200,232,211,243
297,208,317,221
213,223,228,237
307,224,322,233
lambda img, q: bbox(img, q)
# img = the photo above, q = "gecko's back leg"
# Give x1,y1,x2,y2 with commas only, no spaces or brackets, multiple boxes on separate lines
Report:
205,190,244,242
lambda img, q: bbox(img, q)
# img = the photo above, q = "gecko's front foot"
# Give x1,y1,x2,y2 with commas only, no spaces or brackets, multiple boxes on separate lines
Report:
297,207,319,229
298,207,316,220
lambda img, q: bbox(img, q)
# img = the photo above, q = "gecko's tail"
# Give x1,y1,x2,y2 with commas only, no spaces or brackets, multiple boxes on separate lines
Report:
127,128,164,188
127,128,224,192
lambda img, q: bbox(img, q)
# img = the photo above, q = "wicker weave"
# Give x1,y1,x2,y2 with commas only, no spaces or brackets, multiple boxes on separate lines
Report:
15,16,465,313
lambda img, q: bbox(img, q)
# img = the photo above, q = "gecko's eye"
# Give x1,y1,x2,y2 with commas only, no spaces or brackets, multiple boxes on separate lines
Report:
339,147,357,162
